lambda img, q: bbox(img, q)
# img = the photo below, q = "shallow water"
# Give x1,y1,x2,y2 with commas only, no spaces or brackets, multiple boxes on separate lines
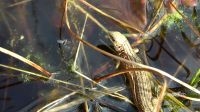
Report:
0,0,200,112
0,0,69,111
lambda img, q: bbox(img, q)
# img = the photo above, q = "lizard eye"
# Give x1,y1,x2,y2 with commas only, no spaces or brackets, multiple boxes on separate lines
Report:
109,34,116,42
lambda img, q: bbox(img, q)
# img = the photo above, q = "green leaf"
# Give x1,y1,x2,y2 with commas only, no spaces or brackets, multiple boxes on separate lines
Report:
189,69,200,88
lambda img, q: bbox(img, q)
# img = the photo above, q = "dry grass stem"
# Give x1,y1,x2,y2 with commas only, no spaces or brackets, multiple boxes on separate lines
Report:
68,30,200,95
79,0,144,33
0,47,51,77
7,0,32,8
170,2,200,38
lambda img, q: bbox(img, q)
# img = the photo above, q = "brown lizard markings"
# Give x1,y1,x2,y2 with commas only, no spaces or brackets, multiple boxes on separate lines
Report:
109,31,157,112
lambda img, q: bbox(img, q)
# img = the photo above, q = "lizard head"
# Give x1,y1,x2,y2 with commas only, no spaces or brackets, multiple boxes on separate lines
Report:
109,31,128,46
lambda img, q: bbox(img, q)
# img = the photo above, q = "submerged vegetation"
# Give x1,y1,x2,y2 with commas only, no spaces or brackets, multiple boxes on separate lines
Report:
163,11,183,28
0,0,200,112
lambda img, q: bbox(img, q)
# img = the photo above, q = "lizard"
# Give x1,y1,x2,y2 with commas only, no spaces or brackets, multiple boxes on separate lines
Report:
109,31,157,112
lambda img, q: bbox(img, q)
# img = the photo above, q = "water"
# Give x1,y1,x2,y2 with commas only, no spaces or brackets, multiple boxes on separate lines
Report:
0,0,69,111
0,0,200,112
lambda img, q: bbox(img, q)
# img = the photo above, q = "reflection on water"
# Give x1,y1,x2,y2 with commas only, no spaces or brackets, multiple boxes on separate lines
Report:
0,0,71,111
146,25,200,86
0,0,200,111
145,9,200,110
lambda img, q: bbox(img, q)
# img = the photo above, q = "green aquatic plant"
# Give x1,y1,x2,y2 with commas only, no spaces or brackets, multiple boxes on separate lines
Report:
188,69,200,98
163,11,183,28
189,68,200,88
1,0,200,111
